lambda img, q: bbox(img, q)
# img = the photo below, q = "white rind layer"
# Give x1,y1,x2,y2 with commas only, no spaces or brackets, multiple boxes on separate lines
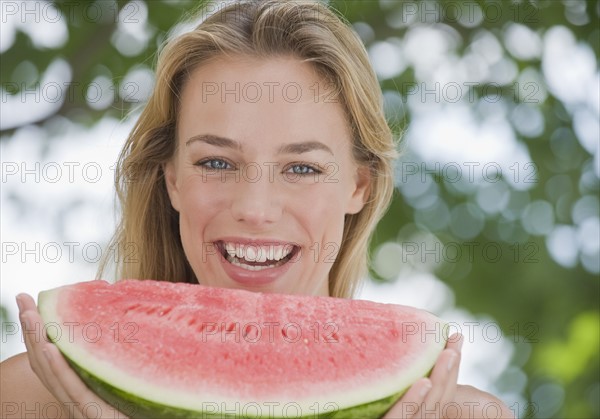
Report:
39,283,446,416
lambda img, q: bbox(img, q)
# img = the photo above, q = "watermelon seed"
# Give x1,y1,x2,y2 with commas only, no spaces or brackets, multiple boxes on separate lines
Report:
158,308,172,317
243,324,259,340
124,303,141,314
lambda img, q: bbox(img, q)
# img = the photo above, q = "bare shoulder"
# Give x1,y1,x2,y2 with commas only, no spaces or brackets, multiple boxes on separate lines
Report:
455,384,515,419
0,352,59,417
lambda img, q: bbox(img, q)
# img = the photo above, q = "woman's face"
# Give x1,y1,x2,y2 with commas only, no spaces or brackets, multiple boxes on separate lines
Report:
164,56,369,296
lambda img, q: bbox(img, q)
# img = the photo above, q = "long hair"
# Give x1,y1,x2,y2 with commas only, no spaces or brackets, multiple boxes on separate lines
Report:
98,0,397,298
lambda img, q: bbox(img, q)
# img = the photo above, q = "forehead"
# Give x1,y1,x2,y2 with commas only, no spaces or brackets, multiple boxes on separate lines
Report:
176,56,351,151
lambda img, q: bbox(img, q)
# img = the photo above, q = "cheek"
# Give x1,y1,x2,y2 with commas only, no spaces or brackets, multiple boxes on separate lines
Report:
301,207,346,267
297,189,347,239
176,180,230,269
177,179,228,233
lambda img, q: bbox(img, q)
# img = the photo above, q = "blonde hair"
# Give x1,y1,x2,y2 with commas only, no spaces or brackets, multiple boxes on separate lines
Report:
99,0,397,298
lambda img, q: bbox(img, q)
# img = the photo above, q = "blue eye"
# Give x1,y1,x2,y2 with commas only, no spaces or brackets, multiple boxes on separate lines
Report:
288,164,321,175
197,159,232,170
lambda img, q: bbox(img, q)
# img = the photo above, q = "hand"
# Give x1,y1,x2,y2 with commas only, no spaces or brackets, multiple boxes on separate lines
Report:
383,333,463,419
17,293,128,419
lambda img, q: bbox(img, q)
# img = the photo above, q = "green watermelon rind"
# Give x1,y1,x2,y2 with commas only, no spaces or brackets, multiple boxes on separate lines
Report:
67,357,404,418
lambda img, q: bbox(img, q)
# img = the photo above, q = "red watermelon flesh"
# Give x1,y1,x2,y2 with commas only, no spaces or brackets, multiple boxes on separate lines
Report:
38,280,447,418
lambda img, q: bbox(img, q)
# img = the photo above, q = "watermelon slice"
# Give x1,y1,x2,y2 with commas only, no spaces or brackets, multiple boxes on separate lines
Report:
38,280,447,418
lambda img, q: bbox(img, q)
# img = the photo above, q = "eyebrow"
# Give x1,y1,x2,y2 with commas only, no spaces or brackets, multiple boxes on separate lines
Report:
185,134,334,155
278,141,333,155
185,134,242,151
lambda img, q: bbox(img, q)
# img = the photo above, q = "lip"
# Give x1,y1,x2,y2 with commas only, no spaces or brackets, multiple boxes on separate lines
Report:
214,237,300,286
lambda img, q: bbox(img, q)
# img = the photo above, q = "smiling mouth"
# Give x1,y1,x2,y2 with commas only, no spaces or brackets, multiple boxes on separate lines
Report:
215,241,300,271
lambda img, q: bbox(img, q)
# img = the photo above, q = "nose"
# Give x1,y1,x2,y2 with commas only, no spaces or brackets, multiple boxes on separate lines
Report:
230,169,283,226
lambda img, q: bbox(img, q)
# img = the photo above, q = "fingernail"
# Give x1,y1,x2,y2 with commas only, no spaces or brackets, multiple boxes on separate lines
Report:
20,314,31,331
15,295,23,312
457,336,464,353
43,348,52,362
447,352,457,371
420,380,432,397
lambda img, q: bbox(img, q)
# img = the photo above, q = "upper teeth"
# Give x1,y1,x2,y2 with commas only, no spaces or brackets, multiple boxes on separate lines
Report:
223,243,294,262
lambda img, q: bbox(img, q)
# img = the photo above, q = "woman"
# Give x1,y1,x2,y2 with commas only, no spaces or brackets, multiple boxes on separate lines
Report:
2,1,513,417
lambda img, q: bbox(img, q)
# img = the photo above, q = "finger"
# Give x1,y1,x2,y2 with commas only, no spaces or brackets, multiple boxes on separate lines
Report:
20,311,45,380
445,333,463,352
18,296,53,387
18,295,75,411
440,335,463,407
382,378,431,419
17,293,47,348
423,333,463,414
19,310,74,410
16,293,36,312
45,344,125,419
41,344,87,418
422,349,458,416
439,350,461,413
17,294,49,356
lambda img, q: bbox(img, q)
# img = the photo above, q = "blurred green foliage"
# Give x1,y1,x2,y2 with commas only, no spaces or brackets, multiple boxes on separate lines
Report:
1,0,598,417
